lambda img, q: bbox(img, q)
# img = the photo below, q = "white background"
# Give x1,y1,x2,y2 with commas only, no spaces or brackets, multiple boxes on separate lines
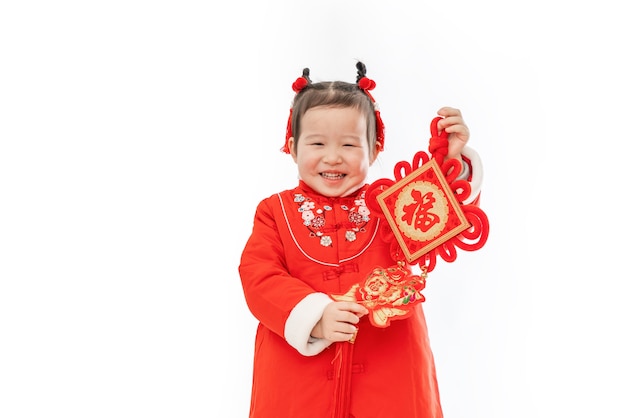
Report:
1,1,624,417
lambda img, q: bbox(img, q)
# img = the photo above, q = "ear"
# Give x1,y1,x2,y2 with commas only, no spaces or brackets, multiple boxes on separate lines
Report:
288,137,297,162
369,141,382,166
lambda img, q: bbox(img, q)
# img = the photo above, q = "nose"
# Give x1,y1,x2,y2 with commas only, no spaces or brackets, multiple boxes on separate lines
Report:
323,146,342,165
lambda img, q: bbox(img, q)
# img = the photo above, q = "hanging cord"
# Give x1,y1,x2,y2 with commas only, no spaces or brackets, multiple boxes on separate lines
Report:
428,116,448,166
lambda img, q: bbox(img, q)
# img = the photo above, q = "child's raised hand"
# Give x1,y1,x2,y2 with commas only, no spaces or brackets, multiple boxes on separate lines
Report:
437,107,470,162
311,301,368,343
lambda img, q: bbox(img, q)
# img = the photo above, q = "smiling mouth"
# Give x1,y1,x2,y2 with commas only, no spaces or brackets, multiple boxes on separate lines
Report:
320,172,346,180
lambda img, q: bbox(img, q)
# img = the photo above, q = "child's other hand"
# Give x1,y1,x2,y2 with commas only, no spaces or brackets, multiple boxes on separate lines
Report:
311,301,368,342
437,107,470,162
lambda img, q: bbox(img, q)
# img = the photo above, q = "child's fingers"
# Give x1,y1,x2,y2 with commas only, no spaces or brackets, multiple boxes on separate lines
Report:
337,309,364,325
444,123,470,137
335,301,368,317
437,116,464,131
437,106,462,117
437,106,462,118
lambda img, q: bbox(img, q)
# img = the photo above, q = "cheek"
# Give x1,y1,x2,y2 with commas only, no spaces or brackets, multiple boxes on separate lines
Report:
348,149,371,167
300,155,317,168
360,155,373,172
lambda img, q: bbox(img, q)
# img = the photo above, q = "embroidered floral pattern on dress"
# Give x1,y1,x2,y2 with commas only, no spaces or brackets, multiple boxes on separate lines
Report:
294,191,371,247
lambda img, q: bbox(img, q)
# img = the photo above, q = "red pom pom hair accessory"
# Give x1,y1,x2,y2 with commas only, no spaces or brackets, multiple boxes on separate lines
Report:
356,61,385,151
282,68,311,154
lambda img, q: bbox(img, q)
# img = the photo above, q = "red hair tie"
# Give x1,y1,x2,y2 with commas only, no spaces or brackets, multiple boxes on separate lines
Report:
282,68,311,154
292,76,309,93
358,76,385,150
358,77,376,95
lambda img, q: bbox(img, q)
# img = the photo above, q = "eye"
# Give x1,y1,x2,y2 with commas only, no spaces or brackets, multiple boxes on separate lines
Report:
304,140,323,146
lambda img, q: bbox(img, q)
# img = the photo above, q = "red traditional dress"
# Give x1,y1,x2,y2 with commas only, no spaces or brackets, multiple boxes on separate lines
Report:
239,148,482,418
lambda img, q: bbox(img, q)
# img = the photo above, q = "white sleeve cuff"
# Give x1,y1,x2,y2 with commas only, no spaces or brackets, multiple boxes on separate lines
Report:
460,145,483,205
284,292,333,356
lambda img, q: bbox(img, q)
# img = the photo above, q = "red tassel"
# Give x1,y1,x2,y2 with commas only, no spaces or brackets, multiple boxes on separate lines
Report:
330,332,357,418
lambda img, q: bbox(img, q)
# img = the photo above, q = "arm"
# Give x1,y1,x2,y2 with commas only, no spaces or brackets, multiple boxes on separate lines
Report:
437,106,483,205
458,145,483,205
239,197,333,356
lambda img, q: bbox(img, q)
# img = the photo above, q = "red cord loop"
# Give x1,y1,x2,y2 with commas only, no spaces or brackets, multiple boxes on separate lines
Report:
428,117,448,166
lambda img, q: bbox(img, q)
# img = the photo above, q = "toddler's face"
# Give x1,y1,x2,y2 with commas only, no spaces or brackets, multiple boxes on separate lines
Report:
288,106,378,198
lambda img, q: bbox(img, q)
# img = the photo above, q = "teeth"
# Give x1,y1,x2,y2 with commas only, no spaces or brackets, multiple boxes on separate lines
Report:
321,173,345,179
